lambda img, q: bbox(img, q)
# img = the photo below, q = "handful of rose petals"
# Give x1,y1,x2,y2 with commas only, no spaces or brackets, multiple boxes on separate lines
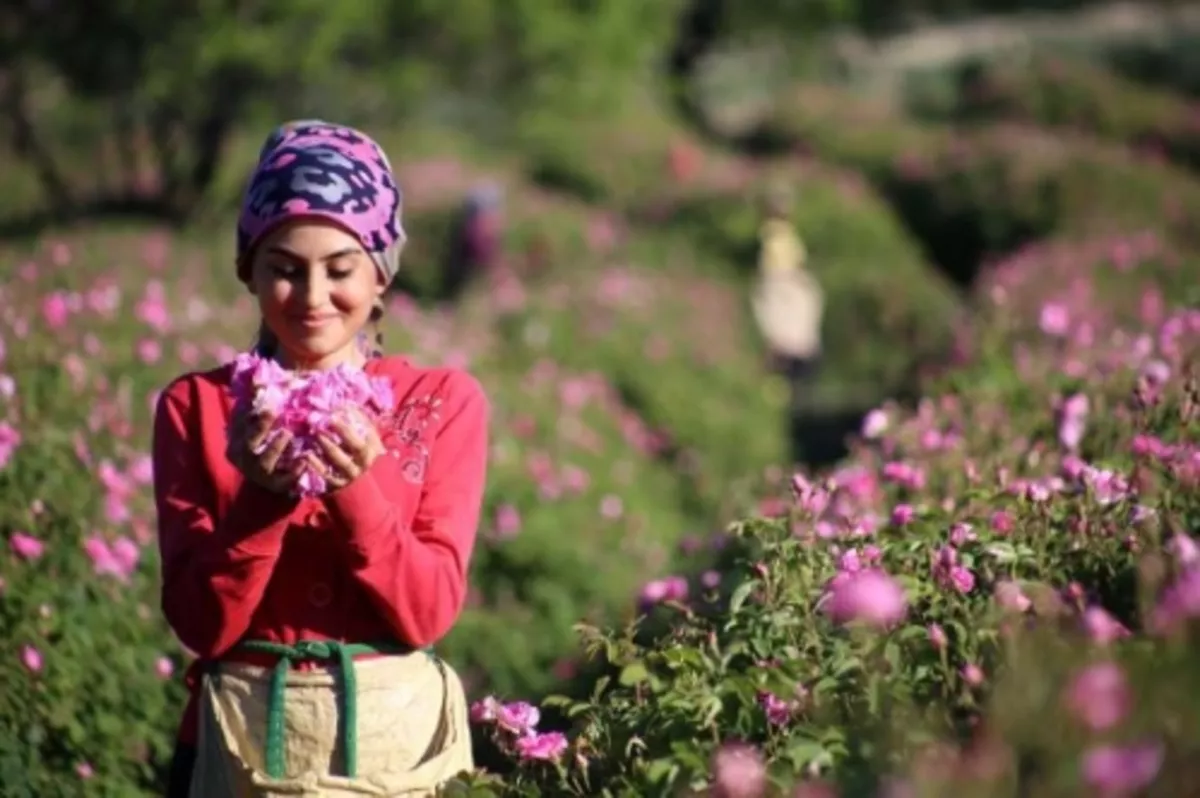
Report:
229,352,395,497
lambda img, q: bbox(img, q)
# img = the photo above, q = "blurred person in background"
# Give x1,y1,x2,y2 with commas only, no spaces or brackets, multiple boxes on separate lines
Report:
441,183,504,301
750,181,825,416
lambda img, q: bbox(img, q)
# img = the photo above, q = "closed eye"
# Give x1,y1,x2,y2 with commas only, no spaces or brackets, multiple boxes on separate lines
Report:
268,261,359,280
261,245,366,279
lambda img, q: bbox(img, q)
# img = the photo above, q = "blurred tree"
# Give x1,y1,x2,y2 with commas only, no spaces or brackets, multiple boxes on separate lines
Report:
0,0,688,221
0,0,1169,224
375,0,686,116
0,1,379,218
665,0,853,136
662,0,1148,132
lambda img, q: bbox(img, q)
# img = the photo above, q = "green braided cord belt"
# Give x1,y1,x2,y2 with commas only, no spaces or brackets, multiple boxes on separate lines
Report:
233,640,427,780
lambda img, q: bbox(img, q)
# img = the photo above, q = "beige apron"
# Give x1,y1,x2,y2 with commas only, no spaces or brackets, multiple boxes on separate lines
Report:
189,653,473,797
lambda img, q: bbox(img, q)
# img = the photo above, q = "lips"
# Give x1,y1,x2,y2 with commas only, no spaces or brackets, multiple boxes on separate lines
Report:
291,313,339,329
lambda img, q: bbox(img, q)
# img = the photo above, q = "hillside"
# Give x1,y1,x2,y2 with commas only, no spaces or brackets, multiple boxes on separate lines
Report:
0,35,1198,795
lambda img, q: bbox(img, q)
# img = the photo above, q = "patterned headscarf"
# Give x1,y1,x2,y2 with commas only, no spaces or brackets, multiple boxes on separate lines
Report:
236,120,405,285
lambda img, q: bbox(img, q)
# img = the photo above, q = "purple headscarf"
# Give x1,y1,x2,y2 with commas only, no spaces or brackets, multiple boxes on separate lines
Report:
236,120,405,284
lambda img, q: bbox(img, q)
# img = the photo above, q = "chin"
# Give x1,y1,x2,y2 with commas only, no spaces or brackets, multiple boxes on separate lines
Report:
279,337,357,366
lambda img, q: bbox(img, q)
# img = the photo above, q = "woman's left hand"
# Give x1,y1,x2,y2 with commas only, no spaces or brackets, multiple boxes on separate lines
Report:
311,411,387,491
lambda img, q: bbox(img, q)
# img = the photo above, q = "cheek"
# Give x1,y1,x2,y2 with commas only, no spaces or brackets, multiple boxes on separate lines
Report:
255,280,294,315
330,278,379,317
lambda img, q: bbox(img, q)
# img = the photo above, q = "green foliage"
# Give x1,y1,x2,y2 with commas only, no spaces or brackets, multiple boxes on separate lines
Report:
0,0,687,217
752,82,1200,283
655,170,961,403
905,55,1200,174
376,0,686,117
451,237,1200,795
0,236,193,795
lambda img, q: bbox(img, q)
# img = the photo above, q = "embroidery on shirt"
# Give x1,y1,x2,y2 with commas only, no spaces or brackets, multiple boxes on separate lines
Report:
379,392,443,484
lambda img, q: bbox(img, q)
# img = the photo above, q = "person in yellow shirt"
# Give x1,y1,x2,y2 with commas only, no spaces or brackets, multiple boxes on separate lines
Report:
750,183,824,415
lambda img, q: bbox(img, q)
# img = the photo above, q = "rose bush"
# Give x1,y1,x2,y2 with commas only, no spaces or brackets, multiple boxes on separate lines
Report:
447,233,1200,795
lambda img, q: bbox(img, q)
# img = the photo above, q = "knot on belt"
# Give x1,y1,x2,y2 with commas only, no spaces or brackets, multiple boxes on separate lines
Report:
232,639,428,780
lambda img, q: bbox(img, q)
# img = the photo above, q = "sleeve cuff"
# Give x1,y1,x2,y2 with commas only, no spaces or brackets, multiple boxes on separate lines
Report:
322,454,406,562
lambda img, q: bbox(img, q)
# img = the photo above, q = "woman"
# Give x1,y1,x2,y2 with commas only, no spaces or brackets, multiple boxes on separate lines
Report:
153,120,488,796
749,183,825,415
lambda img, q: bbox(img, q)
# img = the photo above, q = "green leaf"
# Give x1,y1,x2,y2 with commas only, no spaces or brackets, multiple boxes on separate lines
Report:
785,739,827,771
729,581,755,614
619,662,650,686
644,757,678,785
985,542,1019,563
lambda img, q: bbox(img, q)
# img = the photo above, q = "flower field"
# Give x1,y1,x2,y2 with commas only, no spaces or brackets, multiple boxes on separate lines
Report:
1,53,1199,797
454,228,1200,796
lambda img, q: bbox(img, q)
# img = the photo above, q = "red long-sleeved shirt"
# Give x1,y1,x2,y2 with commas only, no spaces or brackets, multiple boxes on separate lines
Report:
152,355,489,745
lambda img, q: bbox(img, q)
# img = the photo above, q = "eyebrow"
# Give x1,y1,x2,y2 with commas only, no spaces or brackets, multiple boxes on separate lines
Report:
265,245,363,262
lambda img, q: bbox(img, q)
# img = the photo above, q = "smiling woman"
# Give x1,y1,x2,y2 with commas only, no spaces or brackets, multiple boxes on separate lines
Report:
153,120,489,797
246,221,386,371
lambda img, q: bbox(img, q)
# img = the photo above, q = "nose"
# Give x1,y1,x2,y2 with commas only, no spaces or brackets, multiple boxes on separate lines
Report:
298,270,332,309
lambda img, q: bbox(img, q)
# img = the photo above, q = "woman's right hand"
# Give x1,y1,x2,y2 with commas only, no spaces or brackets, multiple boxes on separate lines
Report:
226,410,300,494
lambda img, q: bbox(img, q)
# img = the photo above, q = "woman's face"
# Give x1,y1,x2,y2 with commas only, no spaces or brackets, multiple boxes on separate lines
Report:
247,219,384,370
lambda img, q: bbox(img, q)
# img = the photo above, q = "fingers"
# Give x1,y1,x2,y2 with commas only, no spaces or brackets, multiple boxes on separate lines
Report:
246,412,278,454
302,451,348,490
317,433,361,483
251,453,306,495
329,417,366,453
258,429,293,474
231,409,381,495
265,461,305,494
331,415,385,461
301,452,327,476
